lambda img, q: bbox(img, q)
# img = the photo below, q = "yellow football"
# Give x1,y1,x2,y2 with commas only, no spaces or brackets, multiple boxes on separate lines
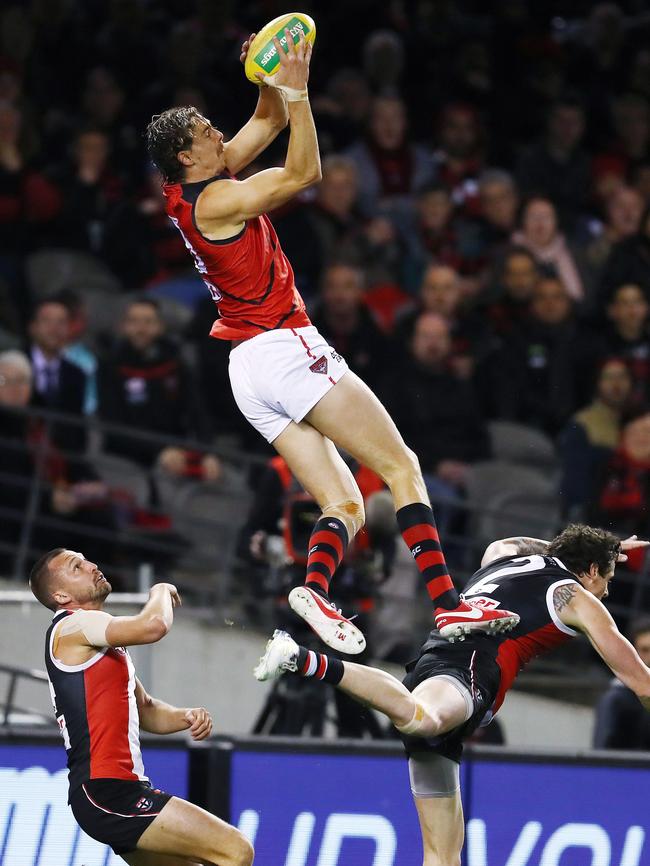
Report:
244,13,316,84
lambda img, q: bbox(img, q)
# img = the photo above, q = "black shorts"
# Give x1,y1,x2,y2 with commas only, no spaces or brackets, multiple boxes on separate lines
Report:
400,641,501,763
70,779,173,855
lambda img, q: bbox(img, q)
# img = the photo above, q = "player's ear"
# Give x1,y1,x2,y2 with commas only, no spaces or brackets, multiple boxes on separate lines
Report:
52,589,72,606
177,149,194,168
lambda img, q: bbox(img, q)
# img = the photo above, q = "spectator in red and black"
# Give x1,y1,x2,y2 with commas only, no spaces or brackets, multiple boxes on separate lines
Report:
383,312,490,532
398,183,479,294
482,246,540,338
27,297,87,454
597,94,650,181
272,155,380,301
516,97,591,232
186,296,267,457
311,68,372,152
490,275,600,435
599,205,650,307
78,67,142,184
585,186,645,277
393,263,491,378
592,408,650,538
511,196,589,305
0,101,60,322
345,95,435,219
46,126,125,262
431,103,484,218
310,262,388,393
475,169,520,250
601,283,650,405
559,358,633,522
97,297,204,471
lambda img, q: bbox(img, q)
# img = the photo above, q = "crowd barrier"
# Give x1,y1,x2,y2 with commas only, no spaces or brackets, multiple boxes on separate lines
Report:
1,729,648,865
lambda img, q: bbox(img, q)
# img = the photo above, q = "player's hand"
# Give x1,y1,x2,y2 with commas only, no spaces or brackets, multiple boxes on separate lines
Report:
184,707,212,740
150,583,182,608
240,33,256,65
617,535,650,562
267,28,312,90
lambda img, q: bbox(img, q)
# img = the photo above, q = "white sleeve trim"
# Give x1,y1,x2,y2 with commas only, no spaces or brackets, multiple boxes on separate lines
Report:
546,579,580,636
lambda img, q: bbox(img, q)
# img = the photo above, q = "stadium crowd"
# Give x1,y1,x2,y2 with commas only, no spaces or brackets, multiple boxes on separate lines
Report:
2,0,650,602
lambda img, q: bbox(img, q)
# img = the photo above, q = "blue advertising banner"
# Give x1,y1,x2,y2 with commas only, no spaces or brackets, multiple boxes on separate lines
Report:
230,750,649,866
0,742,188,866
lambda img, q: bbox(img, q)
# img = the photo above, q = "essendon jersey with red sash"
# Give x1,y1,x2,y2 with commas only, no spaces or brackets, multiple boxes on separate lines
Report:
45,610,147,794
421,554,579,713
163,173,310,340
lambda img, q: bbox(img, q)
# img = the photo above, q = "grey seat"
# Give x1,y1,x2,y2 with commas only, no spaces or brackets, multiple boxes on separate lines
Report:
92,453,150,509
488,421,558,472
27,249,120,298
477,488,560,549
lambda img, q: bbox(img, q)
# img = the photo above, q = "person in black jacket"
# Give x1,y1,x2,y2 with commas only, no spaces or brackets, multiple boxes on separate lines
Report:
593,617,650,750
27,297,87,453
98,297,206,471
310,261,389,392
600,205,650,306
383,311,490,533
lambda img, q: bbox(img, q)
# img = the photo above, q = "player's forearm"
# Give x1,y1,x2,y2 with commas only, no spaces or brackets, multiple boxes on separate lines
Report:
255,85,289,128
140,586,175,633
139,696,189,734
284,100,321,185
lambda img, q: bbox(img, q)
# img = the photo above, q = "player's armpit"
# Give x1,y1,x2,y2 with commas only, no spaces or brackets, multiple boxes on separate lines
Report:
198,166,317,225
562,587,650,705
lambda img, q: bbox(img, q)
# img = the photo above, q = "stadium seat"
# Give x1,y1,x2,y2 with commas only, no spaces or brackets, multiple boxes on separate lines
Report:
488,421,558,472
92,453,151,509
26,250,121,298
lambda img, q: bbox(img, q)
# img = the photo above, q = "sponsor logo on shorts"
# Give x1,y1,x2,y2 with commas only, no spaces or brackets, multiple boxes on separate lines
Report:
310,356,328,375
330,349,343,363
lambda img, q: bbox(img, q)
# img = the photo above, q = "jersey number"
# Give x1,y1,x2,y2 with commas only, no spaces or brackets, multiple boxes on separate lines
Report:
169,216,223,301
464,555,548,598
48,680,71,750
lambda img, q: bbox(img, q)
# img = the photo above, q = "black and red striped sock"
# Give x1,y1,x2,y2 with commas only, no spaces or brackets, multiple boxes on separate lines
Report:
396,502,459,610
304,516,349,598
295,645,344,684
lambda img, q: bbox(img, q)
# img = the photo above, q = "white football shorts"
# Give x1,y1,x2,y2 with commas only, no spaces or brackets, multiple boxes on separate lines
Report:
228,325,349,443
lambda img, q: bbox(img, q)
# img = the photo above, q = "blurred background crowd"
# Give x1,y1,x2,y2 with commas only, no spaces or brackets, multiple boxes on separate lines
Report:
2,0,650,682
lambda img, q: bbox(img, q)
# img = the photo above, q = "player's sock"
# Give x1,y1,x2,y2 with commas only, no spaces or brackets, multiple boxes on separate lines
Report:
304,516,349,598
396,502,459,610
295,646,344,685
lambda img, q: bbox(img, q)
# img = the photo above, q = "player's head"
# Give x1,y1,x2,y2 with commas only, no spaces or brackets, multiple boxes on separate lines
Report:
547,524,621,599
146,106,225,183
29,549,111,611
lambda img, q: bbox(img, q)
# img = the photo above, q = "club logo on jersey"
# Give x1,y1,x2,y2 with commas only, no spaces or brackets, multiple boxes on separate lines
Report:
135,796,154,812
310,356,328,375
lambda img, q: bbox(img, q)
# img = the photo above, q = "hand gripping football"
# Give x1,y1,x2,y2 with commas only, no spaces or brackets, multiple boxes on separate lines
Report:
244,13,316,84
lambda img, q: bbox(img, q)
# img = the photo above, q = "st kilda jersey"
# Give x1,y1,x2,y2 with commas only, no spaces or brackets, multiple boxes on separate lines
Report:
421,554,580,713
45,610,148,795
163,173,310,340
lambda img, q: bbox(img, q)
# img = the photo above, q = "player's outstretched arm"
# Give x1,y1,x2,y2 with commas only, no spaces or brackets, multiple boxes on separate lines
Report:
223,32,289,175
135,678,212,739
198,29,319,225
480,536,550,567
556,583,650,710
103,583,181,648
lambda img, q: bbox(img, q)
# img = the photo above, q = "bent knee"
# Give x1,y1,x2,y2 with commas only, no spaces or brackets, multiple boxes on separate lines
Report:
384,446,422,484
323,498,366,536
232,832,255,866
216,829,254,866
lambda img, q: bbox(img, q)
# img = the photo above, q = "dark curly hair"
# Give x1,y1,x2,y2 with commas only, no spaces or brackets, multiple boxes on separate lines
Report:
547,524,621,578
145,106,203,183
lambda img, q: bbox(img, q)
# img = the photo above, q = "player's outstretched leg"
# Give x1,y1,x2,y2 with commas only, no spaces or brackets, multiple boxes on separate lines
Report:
254,630,469,736
304,372,519,640
273,422,367,653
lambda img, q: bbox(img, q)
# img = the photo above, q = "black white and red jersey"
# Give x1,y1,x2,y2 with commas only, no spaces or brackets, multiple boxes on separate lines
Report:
420,554,580,713
44,610,148,794
163,174,310,341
